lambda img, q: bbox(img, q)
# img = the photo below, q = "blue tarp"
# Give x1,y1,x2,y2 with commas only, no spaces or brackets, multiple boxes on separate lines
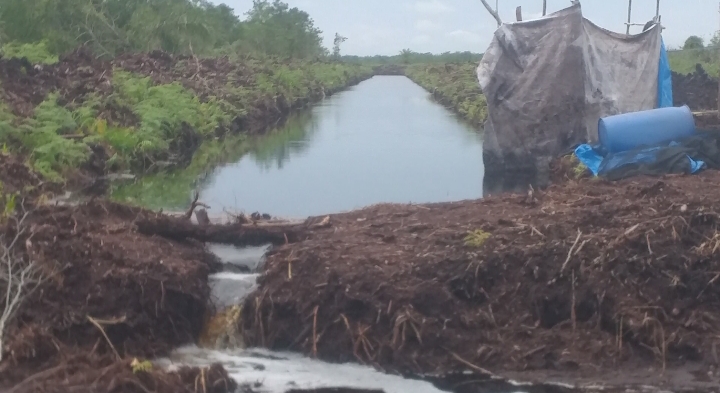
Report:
657,38,673,108
574,143,705,178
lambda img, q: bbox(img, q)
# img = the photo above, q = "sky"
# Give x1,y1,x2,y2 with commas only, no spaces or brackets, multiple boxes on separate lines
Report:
211,0,720,56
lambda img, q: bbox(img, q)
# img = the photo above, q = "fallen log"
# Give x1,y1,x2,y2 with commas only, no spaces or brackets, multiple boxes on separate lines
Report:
136,214,310,246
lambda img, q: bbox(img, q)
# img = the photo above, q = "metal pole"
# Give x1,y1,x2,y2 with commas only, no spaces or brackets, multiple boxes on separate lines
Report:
656,0,660,18
626,0,633,35
516,6,523,21
543,0,547,16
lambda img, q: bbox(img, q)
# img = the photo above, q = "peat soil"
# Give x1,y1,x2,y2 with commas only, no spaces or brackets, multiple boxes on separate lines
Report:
0,153,243,391
673,65,718,112
243,171,720,391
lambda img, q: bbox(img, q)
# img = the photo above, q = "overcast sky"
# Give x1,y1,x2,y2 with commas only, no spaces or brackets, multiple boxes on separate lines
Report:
212,0,720,55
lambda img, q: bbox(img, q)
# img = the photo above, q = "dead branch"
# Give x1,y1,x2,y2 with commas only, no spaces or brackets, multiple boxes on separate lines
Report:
86,315,124,361
479,0,503,26
184,192,210,221
0,209,49,363
561,230,582,273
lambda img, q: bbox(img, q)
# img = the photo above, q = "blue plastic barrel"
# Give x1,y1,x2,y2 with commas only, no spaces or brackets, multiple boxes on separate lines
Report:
598,105,695,153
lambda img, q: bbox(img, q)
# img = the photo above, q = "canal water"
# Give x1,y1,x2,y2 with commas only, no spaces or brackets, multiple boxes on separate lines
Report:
154,77,506,392
197,75,485,218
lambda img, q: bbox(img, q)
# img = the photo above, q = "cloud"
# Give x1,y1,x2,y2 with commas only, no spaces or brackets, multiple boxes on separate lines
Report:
412,34,432,45
345,23,404,55
412,0,454,15
415,19,442,32
446,30,483,45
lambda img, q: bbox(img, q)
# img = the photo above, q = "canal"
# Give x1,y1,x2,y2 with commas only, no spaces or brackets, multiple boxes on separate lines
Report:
112,75,536,214
142,76,499,392
196,75,484,218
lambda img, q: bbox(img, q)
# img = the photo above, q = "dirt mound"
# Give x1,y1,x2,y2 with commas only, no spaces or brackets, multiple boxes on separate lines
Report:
7,354,236,393
0,153,44,196
673,65,718,111
0,48,113,117
243,172,720,388
0,200,222,387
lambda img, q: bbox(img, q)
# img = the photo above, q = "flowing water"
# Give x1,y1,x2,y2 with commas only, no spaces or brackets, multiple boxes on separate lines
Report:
153,76,506,392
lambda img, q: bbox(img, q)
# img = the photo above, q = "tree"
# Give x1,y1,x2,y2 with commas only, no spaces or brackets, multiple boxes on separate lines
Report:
709,31,720,48
244,0,325,58
399,49,414,65
332,33,347,58
683,36,704,50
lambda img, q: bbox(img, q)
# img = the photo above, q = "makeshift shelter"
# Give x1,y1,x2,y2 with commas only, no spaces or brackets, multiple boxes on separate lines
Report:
477,3,673,175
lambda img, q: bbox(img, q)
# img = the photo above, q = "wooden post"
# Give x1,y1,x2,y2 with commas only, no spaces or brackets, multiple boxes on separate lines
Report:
626,0,633,35
516,6,523,22
543,0,547,16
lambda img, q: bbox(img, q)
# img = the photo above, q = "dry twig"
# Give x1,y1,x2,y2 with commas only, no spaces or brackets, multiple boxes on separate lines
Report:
561,230,582,273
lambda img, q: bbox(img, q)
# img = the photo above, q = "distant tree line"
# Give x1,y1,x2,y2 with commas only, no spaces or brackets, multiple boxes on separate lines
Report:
0,0,331,58
682,33,720,50
342,50,482,65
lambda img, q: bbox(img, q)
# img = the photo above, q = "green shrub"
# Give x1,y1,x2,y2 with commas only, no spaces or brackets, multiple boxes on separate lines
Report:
1,41,59,64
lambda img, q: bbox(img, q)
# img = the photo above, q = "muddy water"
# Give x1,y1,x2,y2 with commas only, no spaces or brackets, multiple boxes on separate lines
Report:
198,76,484,218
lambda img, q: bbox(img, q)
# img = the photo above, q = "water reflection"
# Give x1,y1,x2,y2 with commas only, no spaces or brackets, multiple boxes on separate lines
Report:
248,110,319,171
200,76,486,218
114,76,493,216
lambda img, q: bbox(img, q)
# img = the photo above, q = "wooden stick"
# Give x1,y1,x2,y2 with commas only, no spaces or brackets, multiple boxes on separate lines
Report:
561,230,582,273
87,315,122,361
571,270,577,333
312,305,319,358
479,0,503,26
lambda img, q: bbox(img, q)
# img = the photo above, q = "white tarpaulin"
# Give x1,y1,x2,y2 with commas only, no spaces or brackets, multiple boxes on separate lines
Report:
477,3,661,175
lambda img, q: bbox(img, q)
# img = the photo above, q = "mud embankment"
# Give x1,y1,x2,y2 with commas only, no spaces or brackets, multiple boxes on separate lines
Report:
405,63,487,128
0,154,246,391
241,172,720,392
673,65,718,112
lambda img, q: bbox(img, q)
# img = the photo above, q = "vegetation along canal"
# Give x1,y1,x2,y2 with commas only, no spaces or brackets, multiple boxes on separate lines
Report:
119,75,485,217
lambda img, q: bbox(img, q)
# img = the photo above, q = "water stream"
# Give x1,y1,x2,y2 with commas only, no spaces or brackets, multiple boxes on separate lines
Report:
152,76,502,392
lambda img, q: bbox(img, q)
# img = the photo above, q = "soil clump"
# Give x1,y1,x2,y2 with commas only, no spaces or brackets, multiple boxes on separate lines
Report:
243,171,720,390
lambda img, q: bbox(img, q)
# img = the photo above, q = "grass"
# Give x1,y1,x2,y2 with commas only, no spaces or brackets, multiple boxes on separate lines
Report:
405,63,487,128
668,48,719,77
464,229,490,247
0,41,59,64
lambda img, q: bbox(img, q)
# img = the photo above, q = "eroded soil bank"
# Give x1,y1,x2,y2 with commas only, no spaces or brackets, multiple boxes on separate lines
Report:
0,153,243,392
242,172,720,391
